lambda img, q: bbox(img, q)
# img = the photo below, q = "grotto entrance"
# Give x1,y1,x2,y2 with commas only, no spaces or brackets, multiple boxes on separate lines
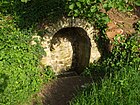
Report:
50,27,91,74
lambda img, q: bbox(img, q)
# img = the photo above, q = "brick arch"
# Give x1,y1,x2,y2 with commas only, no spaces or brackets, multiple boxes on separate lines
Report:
40,17,101,74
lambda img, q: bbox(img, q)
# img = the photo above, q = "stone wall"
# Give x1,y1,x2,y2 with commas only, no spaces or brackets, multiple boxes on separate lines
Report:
38,17,101,74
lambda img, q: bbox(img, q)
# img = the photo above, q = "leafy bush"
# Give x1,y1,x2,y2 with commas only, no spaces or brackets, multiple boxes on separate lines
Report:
66,0,110,28
0,15,45,105
66,0,140,17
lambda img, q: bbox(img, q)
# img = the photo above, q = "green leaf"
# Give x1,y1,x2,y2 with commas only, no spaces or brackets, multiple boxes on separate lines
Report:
76,2,81,8
69,3,75,10
86,0,91,5
88,13,92,17
103,3,108,9
74,9,79,17
90,6,97,13
21,0,29,3
135,1,140,6
101,16,110,23
127,5,133,11
74,9,79,13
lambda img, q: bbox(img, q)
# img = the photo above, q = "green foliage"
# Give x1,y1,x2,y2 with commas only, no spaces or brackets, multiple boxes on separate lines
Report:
0,15,45,105
102,0,132,12
21,0,31,3
0,0,66,29
70,20,140,105
67,0,140,16
83,20,140,75
66,0,110,27
0,0,31,4
70,65,140,105
83,33,140,76
43,66,56,83
66,0,140,33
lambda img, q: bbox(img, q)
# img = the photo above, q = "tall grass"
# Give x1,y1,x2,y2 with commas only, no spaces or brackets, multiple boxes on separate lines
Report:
70,64,140,105
70,23,140,105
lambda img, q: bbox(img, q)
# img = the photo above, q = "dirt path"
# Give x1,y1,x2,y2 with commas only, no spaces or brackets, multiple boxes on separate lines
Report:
36,76,93,105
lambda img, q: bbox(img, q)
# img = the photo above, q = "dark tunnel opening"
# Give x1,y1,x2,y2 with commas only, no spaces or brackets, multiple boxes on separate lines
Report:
51,27,91,74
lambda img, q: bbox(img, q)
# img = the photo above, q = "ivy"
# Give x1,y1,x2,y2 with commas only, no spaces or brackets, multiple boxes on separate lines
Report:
0,15,45,105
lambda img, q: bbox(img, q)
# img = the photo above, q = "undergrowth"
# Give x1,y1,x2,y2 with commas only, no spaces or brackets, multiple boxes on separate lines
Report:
0,0,66,29
0,0,140,104
0,14,55,105
70,21,140,105
68,1,140,103
70,65,140,105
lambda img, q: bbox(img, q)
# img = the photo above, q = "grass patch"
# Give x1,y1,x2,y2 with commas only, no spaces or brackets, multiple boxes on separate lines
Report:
70,25,140,105
70,65,140,105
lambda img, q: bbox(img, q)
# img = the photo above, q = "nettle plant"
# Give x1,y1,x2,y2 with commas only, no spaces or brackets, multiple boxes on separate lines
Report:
110,34,139,69
0,15,45,105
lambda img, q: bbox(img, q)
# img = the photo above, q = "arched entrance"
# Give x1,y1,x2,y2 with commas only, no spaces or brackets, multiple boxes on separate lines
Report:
40,17,101,74
50,27,91,74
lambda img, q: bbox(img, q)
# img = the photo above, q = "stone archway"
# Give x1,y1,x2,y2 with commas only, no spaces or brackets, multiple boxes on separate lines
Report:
40,17,101,74
49,27,91,74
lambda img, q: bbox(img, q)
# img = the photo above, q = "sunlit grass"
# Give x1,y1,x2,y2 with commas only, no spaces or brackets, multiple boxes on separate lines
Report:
70,32,140,105
70,64,140,105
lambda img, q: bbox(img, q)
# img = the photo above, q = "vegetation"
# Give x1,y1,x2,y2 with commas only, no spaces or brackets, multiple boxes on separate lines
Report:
0,14,41,104
66,0,140,25
0,0,62,104
0,14,55,104
0,0,66,29
0,0,140,105
70,65,140,105
70,20,140,105
66,0,140,56
67,0,140,105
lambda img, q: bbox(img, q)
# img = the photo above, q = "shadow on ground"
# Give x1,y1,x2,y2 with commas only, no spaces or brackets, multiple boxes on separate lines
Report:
33,76,94,105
